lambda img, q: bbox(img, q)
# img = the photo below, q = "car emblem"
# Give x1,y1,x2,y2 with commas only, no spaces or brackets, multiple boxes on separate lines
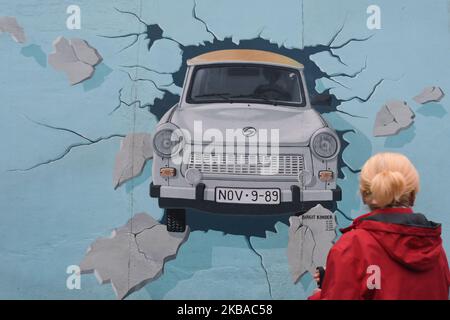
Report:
242,126,257,137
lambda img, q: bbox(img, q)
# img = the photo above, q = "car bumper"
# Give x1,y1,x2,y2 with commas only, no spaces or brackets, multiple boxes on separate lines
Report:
150,183,341,215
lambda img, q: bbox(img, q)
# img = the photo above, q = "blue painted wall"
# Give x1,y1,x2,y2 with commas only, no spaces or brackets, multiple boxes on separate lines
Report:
0,0,448,299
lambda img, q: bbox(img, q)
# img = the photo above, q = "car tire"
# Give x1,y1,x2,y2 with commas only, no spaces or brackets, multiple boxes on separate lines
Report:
166,209,186,233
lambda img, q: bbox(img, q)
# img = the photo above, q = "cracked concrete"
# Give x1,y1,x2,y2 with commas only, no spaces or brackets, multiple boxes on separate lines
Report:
48,36,102,85
98,8,147,52
123,71,174,95
373,100,415,137
113,133,153,189
80,213,189,299
287,205,337,283
115,212,160,235
328,57,367,79
340,79,384,103
318,18,374,67
136,225,190,262
100,8,182,52
9,117,125,172
110,88,150,114
245,237,273,299
0,16,26,43
192,0,218,41
413,86,445,104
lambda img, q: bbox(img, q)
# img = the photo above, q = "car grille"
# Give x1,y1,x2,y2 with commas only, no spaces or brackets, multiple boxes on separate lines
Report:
187,153,304,176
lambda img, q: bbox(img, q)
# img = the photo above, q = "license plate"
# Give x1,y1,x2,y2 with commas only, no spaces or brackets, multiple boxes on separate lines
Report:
215,187,281,204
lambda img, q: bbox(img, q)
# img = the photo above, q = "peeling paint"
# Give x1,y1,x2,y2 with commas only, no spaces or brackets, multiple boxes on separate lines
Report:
80,213,189,299
113,133,153,189
0,16,26,43
413,86,445,104
48,36,102,85
373,100,415,137
287,205,337,284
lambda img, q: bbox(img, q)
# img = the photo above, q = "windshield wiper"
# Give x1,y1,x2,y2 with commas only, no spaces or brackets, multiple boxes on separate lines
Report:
194,92,232,102
229,94,279,106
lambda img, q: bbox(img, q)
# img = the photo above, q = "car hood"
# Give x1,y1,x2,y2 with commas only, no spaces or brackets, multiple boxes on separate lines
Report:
169,103,326,146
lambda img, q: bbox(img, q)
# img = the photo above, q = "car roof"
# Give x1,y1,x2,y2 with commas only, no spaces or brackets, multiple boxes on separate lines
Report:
187,49,304,69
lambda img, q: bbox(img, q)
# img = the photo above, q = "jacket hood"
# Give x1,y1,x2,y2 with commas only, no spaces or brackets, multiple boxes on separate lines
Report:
342,208,443,271
170,103,325,146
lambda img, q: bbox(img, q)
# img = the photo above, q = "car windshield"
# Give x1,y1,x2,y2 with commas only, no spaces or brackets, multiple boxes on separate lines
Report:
187,64,305,106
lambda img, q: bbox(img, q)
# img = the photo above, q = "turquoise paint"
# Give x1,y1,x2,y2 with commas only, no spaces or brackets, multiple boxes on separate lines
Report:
0,0,449,299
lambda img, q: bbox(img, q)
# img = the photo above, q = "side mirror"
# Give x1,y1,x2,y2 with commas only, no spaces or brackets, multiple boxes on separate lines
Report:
310,93,332,106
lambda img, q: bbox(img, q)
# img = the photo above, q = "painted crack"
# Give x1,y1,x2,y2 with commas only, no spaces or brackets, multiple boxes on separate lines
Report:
8,116,125,172
109,87,155,115
192,0,219,41
98,8,147,53
321,16,374,66
123,70,174,91
340,78,384,103
245,236,273,299
328,57,368,78
336,208,354,221
99,8,183,52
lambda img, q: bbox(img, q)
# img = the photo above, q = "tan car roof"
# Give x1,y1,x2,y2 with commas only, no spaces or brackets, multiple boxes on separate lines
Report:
187,49,304,68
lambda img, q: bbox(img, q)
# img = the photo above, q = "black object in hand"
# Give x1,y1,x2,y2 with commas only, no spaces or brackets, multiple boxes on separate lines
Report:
316,267,325,289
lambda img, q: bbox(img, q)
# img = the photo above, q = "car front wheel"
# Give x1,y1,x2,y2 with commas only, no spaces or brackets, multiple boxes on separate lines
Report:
166,209,186,233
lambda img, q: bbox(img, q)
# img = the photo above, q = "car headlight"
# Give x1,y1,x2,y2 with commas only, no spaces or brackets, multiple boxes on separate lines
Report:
153,128,183,157
312,132,338,159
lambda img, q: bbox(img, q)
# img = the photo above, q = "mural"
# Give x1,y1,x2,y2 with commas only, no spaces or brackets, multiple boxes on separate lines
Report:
0,0,449,299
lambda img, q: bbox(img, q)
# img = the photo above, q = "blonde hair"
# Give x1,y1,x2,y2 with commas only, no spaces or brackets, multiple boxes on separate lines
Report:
360,152,420,209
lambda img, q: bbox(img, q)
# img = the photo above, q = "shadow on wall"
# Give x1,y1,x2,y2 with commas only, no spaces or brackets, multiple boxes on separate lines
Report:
125,160,153,193
183,209,292,237
20,44,47,67
384,124,416,148
416,103,447,118
83,63,113,91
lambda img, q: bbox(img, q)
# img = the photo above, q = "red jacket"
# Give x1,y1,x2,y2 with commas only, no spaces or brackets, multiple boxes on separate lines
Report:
309,207,450,300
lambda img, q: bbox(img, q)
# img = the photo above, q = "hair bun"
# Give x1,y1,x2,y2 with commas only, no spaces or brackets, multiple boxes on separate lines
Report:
370,170,406,207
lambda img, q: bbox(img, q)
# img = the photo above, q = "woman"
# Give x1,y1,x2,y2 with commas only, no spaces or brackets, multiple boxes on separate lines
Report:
309,152,450,300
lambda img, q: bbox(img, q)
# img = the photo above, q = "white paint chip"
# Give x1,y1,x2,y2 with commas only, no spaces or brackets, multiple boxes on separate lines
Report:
48,36,102,85
0,16,26,43
113,133,153,189
413,86,445,104
373,100,415,137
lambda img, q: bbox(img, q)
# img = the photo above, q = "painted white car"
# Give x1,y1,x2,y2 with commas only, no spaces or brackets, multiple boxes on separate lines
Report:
150,49,341,232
